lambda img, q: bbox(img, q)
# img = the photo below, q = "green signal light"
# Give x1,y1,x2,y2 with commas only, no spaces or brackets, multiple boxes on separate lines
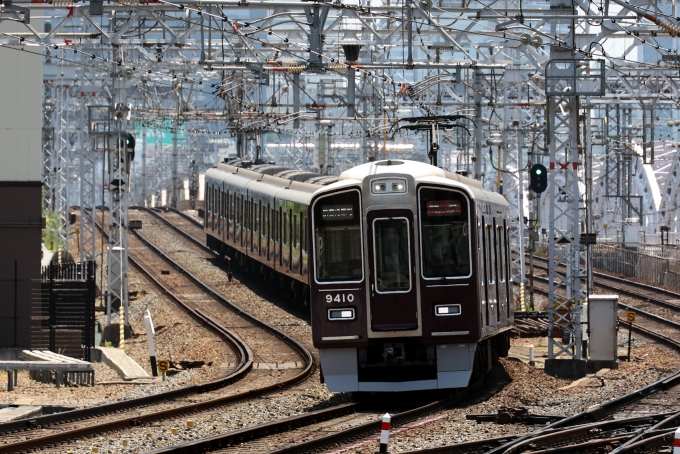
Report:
535,169,542,175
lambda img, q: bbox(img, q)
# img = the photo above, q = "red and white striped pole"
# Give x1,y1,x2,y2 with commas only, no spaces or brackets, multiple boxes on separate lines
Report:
674,427,680,454
379,413,391,453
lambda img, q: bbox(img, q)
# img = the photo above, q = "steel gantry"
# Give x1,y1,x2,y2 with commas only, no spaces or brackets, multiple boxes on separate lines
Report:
0,0,679,343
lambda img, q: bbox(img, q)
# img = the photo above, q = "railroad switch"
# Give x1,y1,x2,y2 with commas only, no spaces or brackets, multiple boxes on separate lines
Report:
465,407,564,424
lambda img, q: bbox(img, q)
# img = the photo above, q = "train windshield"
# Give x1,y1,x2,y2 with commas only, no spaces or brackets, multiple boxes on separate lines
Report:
419,187,471,279
312,190,363,282
373,218,411,293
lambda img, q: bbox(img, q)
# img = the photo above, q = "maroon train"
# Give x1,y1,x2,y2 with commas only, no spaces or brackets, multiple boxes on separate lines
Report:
205,158,513,392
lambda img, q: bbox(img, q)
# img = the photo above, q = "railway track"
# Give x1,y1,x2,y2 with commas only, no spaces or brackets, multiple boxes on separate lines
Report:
393,324,680,454
379,257,680,454
142,381,484,453
529,258,680,349
17,209,675,453
0,208,314,453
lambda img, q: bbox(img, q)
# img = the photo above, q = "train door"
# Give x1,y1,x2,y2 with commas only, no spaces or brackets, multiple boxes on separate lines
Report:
495,221,508,322
300,214,306,275
226,190,231,241
504,221,512,318
253,199,260,255
278,206,283,268
367,210,418,331
237,194,243,247
284,209,292,271
292,212,299,273
484,221,497,326
479,215,488,328
217,190,222,237
267,203,272,261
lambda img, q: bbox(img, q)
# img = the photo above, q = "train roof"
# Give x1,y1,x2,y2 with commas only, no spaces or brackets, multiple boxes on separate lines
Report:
213,160,338,187
338,159,483,189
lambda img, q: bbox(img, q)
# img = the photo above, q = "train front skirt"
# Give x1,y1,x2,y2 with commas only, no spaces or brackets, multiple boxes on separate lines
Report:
319,343,477,392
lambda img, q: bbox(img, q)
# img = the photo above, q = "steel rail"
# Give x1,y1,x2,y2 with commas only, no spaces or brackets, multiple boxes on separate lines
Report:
0,210,250,434
146,375,485,453
530,273,680,333
391,277,680,454
0,215,254,453
529,254,680,312
0,210,314,453
144,402,361,453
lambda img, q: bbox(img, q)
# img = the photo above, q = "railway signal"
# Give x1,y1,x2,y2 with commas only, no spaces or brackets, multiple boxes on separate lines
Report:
529,164,548,193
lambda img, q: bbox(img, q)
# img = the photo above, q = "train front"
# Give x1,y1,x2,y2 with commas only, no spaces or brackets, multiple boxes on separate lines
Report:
309,159,482,392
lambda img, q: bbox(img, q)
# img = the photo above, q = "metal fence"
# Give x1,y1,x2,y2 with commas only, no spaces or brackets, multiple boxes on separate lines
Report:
535,241,680,290
0,277,37,349
32,261,97,361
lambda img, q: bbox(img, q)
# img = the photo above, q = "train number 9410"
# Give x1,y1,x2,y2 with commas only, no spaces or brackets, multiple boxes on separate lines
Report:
325,294,355,303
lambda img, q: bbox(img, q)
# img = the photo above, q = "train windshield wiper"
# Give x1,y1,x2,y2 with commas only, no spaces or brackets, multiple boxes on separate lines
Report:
423,256,450,283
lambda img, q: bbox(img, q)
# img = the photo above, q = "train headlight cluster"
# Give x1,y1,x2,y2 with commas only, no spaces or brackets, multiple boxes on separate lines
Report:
371,178,407,194
328,308,355,320
435,304,461,316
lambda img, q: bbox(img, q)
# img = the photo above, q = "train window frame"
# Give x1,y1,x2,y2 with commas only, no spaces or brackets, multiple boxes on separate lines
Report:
372,216,412,294
311,188,364,285
417,186,473,281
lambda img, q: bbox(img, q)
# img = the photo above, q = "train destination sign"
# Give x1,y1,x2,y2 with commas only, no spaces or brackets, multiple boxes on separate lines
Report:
426,200,462,216
321,204,354,221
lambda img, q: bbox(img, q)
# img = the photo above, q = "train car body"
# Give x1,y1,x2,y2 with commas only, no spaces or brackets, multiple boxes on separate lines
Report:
205,159,513,392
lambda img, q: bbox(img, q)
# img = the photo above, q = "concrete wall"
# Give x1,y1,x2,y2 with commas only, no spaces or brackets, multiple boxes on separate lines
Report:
0,39,42,181
0,23,43,349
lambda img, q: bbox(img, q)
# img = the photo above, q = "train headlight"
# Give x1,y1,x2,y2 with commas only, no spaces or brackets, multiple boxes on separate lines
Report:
371,178,407,194
328,308,355,320
435,304,461,316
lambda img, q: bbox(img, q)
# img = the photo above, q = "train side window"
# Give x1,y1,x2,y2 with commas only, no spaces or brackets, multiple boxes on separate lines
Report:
278,207,282,244
237,195,242,226
254,200,260,235
480,216,489,325
263,203,269,239
273,208,278,243
227,191,231,222
293,214,299,250
505,223,511,283
302,216,307,253
486,225,495,284
283,211,289,246
497,225,505,282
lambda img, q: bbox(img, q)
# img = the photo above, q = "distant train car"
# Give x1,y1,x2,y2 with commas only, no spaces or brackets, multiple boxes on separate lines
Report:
205,159,513,392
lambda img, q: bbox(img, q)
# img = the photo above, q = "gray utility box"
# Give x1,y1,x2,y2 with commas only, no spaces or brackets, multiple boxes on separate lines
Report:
588,295,619,365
